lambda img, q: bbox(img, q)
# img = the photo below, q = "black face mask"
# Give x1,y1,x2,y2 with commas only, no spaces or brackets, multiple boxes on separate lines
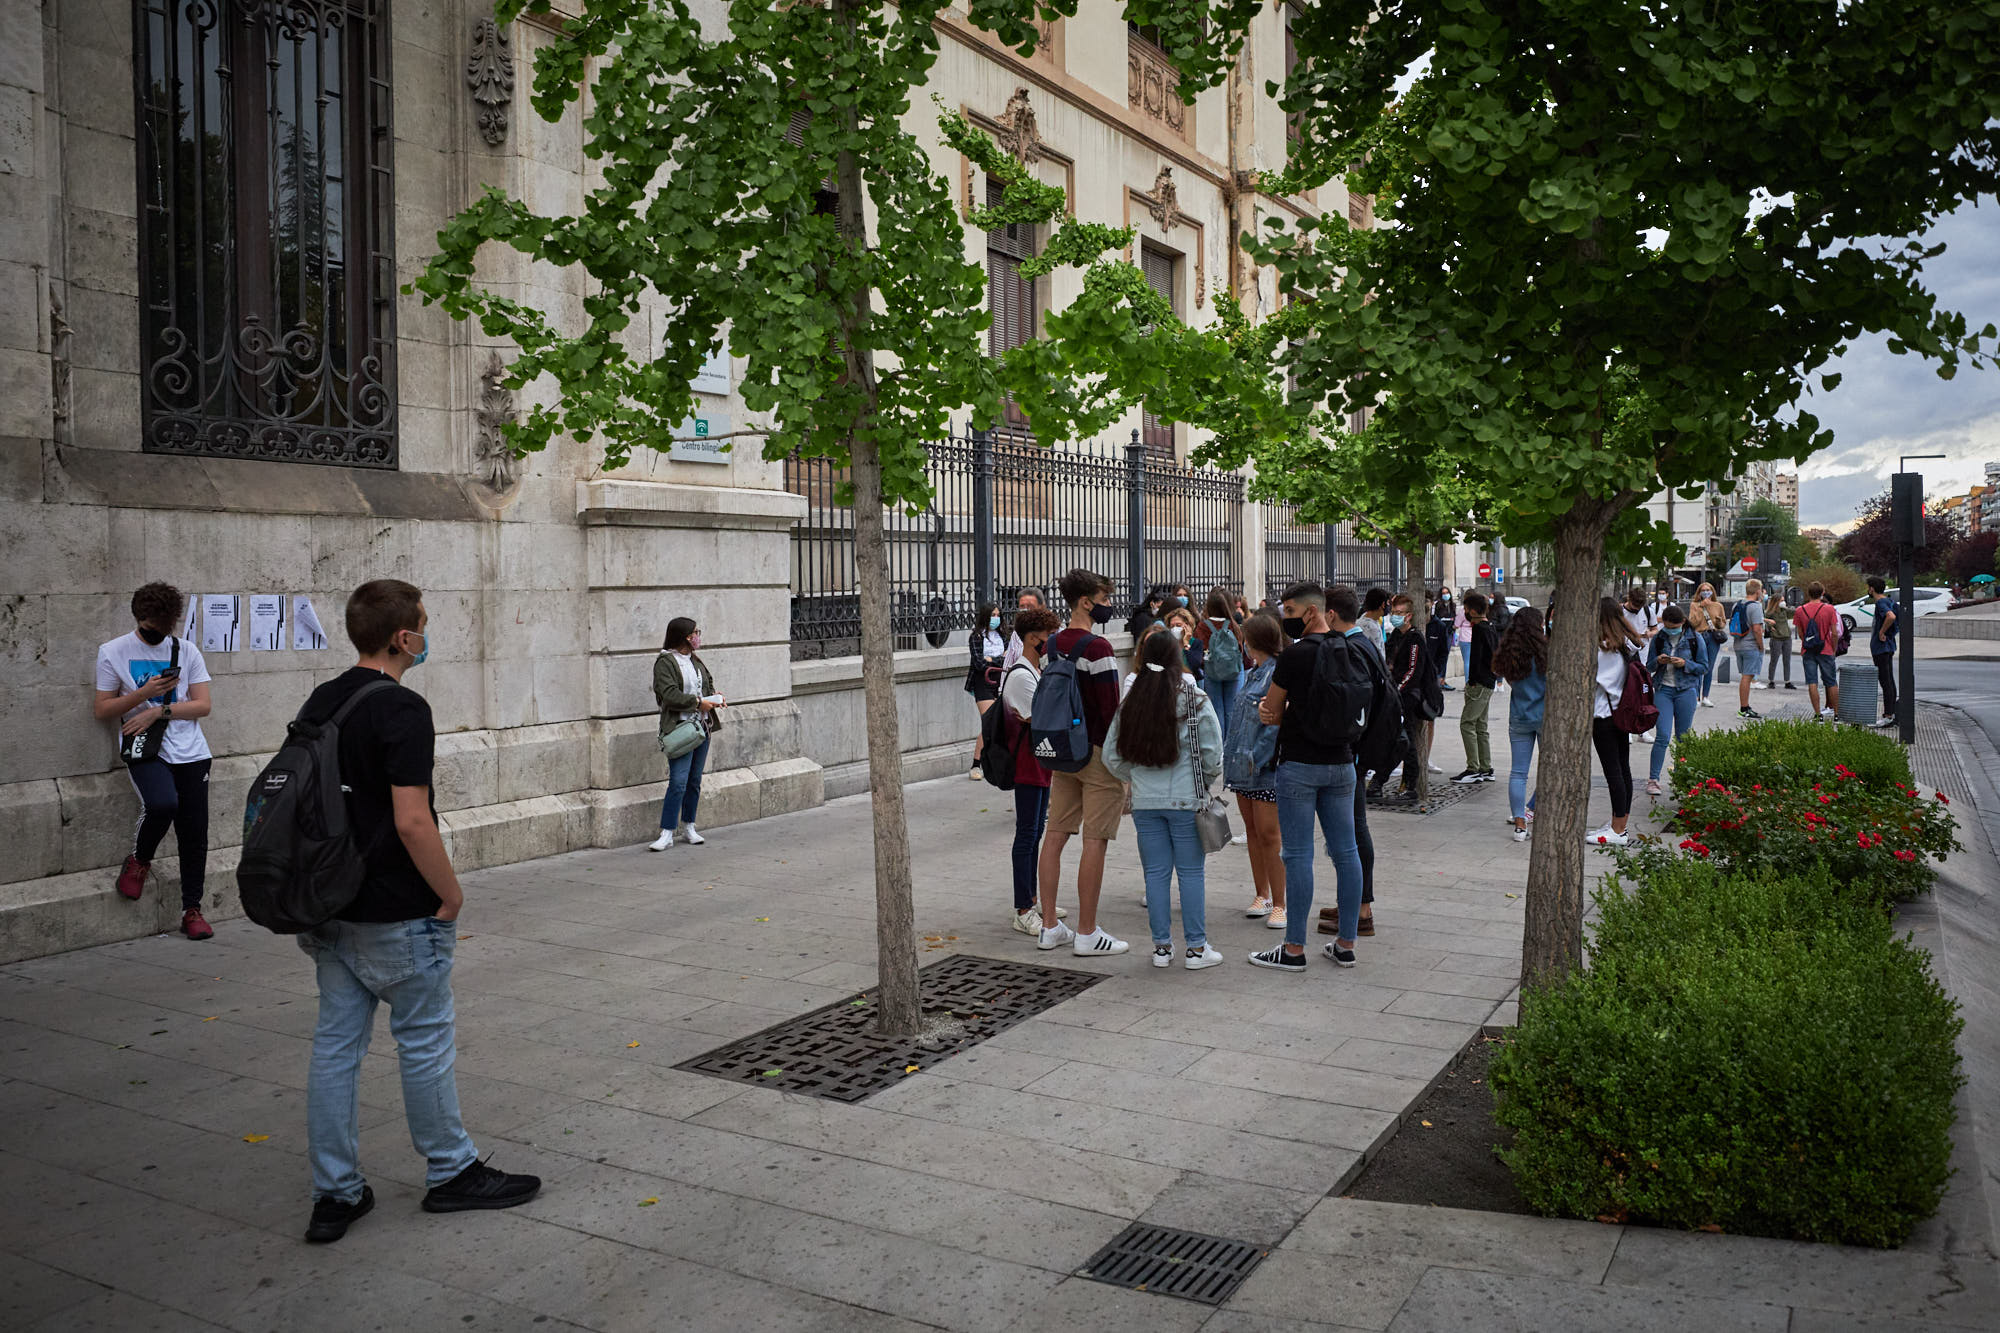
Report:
136,625,167,645
1089,603,1115,625
1281,616,1307,639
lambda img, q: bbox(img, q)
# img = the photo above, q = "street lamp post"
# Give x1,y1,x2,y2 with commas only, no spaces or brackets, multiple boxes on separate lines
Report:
1895,454,1946,745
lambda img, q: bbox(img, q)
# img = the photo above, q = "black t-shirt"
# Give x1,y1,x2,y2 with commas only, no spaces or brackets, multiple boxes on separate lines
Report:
300,667,441,922
1271,635,1353,766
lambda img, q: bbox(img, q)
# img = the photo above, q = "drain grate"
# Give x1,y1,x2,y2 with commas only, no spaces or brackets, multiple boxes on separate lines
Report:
1912,706,1971,805
675,952,1102,1103
1367,780,1481,815
1079,1224,1269,1305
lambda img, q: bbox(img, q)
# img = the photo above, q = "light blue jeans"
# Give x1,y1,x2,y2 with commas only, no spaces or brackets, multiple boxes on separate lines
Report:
1203,675,1240,748
1277,761,1362,949
300,917,478,1204
1134,808,1207,949
1508,730,1539,822
660,733,711,829
1650,683,1700,782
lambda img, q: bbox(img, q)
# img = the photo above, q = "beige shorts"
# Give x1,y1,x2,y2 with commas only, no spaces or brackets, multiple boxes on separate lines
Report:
1047,746,1123,841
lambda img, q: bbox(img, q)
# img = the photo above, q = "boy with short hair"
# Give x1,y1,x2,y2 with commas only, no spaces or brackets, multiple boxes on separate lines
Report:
1733,578,1767,719
1452,592,1497,784
1868,575,1900,727
1792,582,1842,720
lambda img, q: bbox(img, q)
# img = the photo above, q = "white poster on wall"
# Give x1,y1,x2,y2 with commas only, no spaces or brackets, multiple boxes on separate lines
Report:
200,594,241,653
691,343,730,396
667,413,731,465
293,596,330,650
179,597,200,645
247,594,286,651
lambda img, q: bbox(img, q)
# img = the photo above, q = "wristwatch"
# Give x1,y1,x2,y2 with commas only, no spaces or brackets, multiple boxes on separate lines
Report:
160,704,173,721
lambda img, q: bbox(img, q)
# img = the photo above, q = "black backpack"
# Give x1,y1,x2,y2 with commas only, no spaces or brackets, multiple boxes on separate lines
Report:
237,680,395,933
1029,635,1097,773
979,664,1032,791
1299,633,1375,752
1355,645,1409,780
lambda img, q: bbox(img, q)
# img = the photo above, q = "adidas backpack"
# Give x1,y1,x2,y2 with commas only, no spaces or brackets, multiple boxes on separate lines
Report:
1028,636,1097,773
237,680,394,933
978,664,1033,792
1300,633,1375,752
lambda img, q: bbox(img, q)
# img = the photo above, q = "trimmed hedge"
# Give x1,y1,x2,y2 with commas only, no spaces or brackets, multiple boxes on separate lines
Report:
1493,861,1964,1248
1670,718,1912,794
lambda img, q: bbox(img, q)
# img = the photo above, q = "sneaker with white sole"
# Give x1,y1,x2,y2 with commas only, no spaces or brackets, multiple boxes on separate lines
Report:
1450,769,1481,785
1510,826,1529,843
1185,944,1224,970
647,830,673,852
1037,921,1076,951
1585,828,1631,848
1245,897,1273,918
1321,941,1357,968
1073,929,1129,957
680,825,705,846
1701,698,1715,708
1229,832,1247,846
1248,945,1306,972
1645,778,1663,797
1012,908,1044,935
1267,908,1288,930
1152,944,1174,968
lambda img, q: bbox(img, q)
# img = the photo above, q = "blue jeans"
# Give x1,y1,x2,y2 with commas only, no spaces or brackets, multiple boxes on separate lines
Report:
1013,784,1050,913
300,917,478,1204
1650,683,1699,781
1134,809,1207,948
1203,675,1240,747
1277,761,1362,949
660,733,711,829
1458,640,1471,679
1508,730,1539,821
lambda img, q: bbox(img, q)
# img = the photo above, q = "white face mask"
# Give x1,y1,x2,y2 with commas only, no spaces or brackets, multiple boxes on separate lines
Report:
1170,625,1186,639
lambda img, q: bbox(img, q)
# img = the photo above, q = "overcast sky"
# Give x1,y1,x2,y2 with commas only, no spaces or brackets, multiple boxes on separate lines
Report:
1790,200,2000,532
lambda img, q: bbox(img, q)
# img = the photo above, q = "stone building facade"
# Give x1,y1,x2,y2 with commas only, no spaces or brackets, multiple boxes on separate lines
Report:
0,0,1344,959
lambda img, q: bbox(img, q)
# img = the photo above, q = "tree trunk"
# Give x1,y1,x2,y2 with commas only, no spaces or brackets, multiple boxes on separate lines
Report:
1519,504,1615,988
832,0,921,1038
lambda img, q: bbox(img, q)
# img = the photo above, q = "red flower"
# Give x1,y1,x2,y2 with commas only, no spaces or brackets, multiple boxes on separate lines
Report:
1818,795,1832,805
1936,793,1950,805
1894,849,1916,862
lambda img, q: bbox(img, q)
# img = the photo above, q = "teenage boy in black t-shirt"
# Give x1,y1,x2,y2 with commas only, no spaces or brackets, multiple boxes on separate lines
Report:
298,579,540,1244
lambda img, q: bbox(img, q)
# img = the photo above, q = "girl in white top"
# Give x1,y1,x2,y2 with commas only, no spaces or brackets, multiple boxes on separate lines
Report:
1587,596,1643,848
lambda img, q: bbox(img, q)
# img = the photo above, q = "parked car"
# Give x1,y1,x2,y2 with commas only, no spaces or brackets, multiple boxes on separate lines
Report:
1833,586,1954,633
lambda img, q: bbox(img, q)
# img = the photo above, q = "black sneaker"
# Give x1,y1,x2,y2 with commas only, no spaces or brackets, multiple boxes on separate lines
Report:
1739,707,1761,720
1477,769,1496,783
1322,942,1357,968
1450,769,1481,785
305,1185,374,1243
1247,945,1307,973
421,1157,542,1214
1784,683,1797,690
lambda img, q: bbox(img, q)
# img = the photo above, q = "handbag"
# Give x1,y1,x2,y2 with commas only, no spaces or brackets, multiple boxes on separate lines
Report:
659,716,706,760
1185,702,1233,855
119,637,179,766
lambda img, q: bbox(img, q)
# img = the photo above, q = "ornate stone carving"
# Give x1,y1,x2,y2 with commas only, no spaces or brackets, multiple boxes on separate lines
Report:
1144,166,1188,234
467,16,514,147
49,288,72,431
995,87,1044,166
1127,36,1187,138
474,351,519,490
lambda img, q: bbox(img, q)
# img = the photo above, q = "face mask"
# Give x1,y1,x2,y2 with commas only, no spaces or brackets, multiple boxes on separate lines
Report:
403,630,429,667
1281,616,1306,638
1386,614,1405,632
1174,596,1188,608
1089,603,1115,625
689,634,702,651
1664,625,1684,640
988,616,1000,630
136,625,167,645
1657,593,1667,603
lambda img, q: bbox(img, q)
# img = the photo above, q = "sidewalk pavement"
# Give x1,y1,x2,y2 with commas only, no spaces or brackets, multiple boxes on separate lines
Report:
3,687,1994,1331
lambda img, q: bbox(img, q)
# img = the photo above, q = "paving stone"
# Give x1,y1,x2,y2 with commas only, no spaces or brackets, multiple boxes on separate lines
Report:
1383,1267,1790,1333
1202,1311,1378,1332
0,1249,107,1327
1177,1049,1432,1112
1222,1248,1430,1331
1137,1172,1323,1248
923,1041,1070,1089
1381,989,1502,1024
222,1264,590,1333
986,1015,1212,1074
997,1275,1216,1332
1121,1009,1352,1065
1284,1198,1621,1282
25,1290,232,1332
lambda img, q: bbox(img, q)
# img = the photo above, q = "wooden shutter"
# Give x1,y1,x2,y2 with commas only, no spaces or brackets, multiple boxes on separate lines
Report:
986,180,1037,430
1140,243,1177,459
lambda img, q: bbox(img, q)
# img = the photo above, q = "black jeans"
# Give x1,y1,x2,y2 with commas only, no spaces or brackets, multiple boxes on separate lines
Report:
1591,718,1632,821
1353,761,1374,906
128,757,210,909
1012,783,1050,912
1875,652,1898,720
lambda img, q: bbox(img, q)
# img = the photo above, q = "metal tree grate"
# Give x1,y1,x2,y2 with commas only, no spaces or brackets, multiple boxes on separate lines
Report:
1911,706,1971,806
1078,1224,1269,1305
675,953,1102,1103
1367,780,1481,815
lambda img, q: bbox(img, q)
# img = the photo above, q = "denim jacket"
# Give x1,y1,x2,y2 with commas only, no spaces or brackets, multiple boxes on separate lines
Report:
1647,627,1711,691
1507,662,1547,737
1223,658,1280,790
1103,683,1223,810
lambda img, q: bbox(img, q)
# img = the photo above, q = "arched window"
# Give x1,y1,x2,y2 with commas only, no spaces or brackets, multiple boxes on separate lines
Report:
135,0,397,467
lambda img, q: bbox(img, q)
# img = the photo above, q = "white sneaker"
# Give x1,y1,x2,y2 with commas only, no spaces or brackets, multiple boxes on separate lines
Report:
1701,698,1715,708
681,825,705,846
1184,944,1225,970
1638,730,1654,743
1012,908,1044,935
1230,832,1247,846
1511,826,1529,843
1753,681,1769,690
1037,921,1076,951
1585,828,1631,848
1267,908,1288,930
1427,762,1444,774
1152,944,1174,968
1073,929,1130,957
647,830,673,851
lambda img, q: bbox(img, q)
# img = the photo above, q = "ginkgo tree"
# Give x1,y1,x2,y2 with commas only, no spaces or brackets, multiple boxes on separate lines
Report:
411,0,1276,1036
1260,3,1998,985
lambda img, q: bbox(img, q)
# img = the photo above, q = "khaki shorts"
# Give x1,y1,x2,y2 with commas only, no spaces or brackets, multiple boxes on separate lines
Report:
1047,746,1123,841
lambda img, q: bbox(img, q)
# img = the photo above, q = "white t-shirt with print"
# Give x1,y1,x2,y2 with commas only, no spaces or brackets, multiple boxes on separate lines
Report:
94,632,213,763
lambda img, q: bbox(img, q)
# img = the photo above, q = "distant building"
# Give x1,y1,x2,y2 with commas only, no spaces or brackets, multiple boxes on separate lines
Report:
1772,472,1799,520
1801,526,1838,550
1935,484,1994,536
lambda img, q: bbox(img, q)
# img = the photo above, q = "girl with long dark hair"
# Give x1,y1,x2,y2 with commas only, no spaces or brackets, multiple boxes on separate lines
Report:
1104,632,1224,969
1492,606,1547,842
651,616,724,850
1587,597,1642,848
965,601,1006,781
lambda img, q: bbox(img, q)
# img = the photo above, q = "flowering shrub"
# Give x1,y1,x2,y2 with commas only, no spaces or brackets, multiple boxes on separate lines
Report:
1660,769,1957,908
1670,718,1912,795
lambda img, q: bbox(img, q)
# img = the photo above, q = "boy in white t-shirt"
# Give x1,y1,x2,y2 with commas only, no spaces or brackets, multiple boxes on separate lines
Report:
92,582,217,939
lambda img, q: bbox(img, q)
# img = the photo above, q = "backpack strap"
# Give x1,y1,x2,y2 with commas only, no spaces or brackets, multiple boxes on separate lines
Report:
299,677,398,730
